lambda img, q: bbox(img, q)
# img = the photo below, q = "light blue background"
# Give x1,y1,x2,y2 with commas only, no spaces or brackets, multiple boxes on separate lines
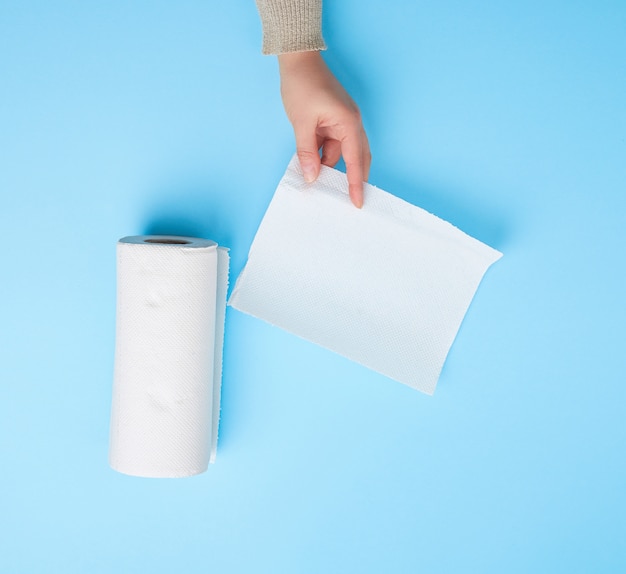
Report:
1,1,625,572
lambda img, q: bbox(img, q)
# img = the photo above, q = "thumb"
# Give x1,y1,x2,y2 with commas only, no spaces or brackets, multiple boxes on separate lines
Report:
294,125,321,183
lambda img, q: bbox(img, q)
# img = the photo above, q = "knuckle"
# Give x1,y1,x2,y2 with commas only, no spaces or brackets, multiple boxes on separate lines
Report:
296,148,319,160
344,109,361,126
349,105,362,123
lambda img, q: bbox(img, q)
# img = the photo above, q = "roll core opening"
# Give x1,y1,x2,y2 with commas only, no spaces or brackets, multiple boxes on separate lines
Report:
144,238,191,245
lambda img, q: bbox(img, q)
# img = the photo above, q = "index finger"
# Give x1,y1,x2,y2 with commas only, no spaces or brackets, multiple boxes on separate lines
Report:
341,128,365,208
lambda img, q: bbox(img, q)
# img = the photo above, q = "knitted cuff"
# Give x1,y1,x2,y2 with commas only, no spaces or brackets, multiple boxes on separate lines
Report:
255,0,327,55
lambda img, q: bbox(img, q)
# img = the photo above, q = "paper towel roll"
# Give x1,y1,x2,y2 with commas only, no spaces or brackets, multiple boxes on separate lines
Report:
109,235,229,478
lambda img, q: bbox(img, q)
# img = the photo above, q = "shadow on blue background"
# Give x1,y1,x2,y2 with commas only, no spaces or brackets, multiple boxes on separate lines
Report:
142,184,235,249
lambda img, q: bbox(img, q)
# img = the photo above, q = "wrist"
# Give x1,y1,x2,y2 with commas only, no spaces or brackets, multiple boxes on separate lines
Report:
278,50,324,75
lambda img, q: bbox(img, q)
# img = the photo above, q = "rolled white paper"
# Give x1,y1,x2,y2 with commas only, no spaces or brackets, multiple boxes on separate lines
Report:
109,235,229,478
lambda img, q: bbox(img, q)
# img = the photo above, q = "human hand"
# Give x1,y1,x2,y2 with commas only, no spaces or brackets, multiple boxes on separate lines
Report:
278,51,371,208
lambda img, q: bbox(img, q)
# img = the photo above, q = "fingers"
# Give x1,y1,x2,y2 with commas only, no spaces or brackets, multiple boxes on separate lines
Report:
299,123,371,209
320,138,342,168
341,126,367,209
294,123,321,183
361,126,372,183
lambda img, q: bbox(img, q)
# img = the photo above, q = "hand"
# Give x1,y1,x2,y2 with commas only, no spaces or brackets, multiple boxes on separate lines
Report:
278,51,371,208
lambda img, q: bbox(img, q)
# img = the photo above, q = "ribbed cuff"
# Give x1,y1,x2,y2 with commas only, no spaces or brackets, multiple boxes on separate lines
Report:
256,0,326,55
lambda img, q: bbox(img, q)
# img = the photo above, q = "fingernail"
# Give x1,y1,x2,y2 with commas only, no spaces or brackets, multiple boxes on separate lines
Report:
302,164,316,183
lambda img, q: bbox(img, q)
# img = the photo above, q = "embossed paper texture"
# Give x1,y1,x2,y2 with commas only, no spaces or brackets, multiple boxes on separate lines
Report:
229,158,502,395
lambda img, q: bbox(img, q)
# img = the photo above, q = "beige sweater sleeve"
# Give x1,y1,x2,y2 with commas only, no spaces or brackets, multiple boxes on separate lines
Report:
255,0,326,55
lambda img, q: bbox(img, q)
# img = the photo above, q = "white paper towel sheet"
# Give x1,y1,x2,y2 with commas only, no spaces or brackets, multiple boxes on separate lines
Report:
229,158,502,395
109,236,229,477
